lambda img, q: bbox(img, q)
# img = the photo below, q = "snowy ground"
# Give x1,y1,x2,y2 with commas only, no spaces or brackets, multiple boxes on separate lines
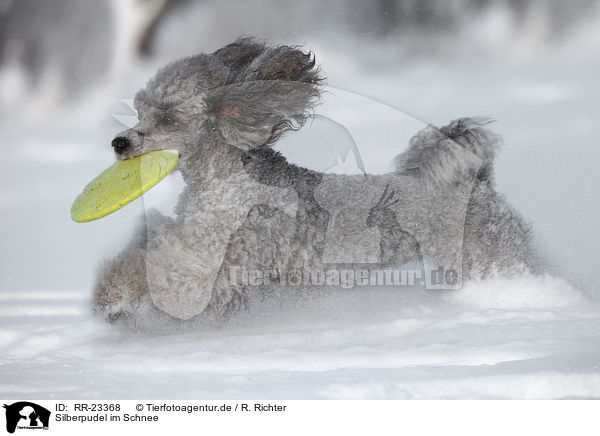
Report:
1,34,599,399
1,277,599,399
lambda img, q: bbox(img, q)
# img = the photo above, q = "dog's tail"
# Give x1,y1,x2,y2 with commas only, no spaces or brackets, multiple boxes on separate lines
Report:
394,117,501,188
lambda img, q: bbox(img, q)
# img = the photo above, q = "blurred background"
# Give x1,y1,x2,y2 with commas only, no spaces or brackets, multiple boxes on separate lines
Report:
1,0,599,293
1,0,600,401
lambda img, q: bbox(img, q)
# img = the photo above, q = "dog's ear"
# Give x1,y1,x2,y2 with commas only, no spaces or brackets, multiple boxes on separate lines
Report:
207,40,323,150
212,37,266,73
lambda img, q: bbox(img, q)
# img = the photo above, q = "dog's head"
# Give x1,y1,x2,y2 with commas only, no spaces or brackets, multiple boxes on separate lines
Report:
112,38,323,162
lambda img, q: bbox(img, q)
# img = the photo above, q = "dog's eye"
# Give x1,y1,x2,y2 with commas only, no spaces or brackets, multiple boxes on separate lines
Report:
162,114,179,127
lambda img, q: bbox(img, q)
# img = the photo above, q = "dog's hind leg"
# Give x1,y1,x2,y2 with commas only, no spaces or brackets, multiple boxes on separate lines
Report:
462,182,538,277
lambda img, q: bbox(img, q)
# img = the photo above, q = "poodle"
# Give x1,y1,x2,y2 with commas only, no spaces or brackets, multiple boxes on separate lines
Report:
93,38,539,328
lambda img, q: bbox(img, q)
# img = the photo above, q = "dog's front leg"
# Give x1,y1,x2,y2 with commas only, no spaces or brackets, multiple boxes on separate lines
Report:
145,177,298,320
92,210,174,323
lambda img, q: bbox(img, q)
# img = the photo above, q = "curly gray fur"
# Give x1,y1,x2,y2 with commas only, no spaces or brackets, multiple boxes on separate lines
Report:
394,117,500,188
93,38,540,330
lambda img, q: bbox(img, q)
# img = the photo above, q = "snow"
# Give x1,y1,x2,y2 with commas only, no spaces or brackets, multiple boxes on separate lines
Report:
1,7,600,399
1,276,599,399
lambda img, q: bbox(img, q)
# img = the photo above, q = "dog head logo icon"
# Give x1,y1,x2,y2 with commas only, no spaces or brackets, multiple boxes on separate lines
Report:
3,402,50,433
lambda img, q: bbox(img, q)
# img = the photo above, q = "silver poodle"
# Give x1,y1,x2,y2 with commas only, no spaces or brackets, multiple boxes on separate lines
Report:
94,38,539,329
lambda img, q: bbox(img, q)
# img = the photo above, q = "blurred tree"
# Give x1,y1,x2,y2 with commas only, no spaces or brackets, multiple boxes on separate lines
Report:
137,0,179,56
0,0,113,97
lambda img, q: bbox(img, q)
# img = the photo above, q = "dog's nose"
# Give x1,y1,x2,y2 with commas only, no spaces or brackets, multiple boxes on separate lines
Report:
111,136,131,154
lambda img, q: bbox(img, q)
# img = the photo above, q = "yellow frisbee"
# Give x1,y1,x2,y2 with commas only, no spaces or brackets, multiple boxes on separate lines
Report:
71,150,179,223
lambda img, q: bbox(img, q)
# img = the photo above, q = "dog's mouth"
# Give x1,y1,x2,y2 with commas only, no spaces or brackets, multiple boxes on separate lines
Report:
160,149,180,157
119,148,180,161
